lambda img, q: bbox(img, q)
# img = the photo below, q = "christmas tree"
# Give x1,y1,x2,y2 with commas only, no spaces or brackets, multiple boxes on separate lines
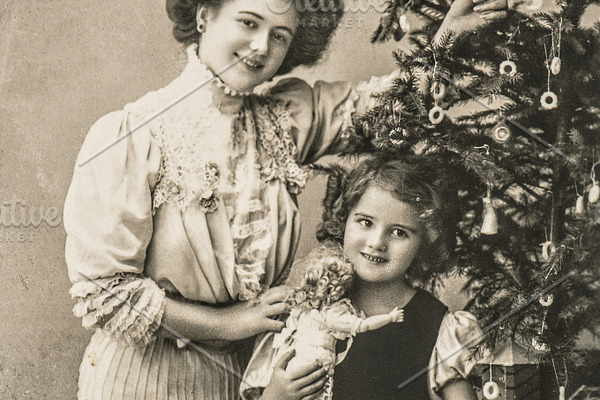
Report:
317,0,600,396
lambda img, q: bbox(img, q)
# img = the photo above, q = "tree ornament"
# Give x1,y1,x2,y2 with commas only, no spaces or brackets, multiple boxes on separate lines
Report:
428,106,445,125
481,195,498,235
541,240,556,261
483,381,500,399
492,123,511,143
539,293,554,307
589,183,600,203
399,14,410,32
432,81,446,100
551,57,561,75
524,0,543,11
575,195,584,214
531,336,548,351
559,386,565,400
541,91,558,110
499,60,517,76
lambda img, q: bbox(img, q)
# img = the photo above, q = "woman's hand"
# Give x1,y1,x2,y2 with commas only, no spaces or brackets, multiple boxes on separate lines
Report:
261,350,328,400
221,285,292,341
435,0,508,43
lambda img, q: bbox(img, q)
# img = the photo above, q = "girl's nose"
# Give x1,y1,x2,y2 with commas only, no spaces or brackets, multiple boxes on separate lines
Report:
366,229,387,252
249,31,269,56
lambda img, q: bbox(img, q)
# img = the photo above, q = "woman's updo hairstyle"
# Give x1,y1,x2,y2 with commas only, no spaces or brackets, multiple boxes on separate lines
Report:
165,0,344,76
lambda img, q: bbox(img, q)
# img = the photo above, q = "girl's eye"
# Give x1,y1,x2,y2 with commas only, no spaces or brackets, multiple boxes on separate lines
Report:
272,32,288,43
358,219,372,228
391,228,406,238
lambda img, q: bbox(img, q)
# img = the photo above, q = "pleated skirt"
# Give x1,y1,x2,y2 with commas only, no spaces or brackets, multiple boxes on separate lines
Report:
78,329,254,400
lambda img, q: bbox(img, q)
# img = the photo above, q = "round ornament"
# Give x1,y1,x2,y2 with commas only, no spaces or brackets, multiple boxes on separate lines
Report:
589,183,600,203
429,106,445,125
539,293,554,307
432,81,446,100
399,14,410,32
551,57,561,75
492,123,511,143
483,381,500,399
575,195,585,214
499,60,517,77
524,0,543,11
541,91,558,110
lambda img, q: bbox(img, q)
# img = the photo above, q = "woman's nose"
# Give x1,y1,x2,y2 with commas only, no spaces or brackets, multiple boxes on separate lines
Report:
366,229,387,252
249,31,269,56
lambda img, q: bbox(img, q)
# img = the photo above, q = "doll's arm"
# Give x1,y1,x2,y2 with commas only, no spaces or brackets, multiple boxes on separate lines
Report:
354,307,404,334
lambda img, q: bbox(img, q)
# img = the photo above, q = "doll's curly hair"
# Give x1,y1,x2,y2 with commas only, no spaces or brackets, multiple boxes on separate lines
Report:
288,250,353,311
165,0,343,76
316,154,456,283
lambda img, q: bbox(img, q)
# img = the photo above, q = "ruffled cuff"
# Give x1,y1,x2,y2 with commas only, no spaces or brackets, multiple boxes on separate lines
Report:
428,311,482,398
70,273,166,347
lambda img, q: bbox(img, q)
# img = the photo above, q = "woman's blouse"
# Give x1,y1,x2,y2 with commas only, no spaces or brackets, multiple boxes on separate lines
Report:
64,45,395,346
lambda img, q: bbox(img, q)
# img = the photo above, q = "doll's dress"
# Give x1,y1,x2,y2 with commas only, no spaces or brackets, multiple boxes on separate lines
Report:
64,44,395,400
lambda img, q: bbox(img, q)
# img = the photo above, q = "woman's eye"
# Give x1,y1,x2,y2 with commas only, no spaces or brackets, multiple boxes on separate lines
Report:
272,32,287,43
240,19,257,29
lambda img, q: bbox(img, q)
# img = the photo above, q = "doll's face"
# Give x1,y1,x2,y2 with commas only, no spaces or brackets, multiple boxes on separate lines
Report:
343,185,423,286
197,0,297,92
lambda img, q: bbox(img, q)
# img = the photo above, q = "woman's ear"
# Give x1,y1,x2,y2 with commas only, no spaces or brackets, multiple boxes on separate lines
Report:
196,6,210,31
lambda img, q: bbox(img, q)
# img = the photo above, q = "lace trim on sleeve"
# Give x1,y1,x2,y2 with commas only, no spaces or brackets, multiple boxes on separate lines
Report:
70,273,166,347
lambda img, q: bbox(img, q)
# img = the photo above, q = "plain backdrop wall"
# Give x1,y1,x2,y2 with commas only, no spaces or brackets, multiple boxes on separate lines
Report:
0,1,398,398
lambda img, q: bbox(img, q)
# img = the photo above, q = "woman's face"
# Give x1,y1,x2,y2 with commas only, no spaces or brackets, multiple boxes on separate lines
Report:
343,185,423,286
197,0,297,92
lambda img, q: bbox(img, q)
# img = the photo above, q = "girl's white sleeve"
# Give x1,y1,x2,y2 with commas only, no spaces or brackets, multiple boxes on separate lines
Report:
427,311,483,399
268,72,398,164
64,110,165,346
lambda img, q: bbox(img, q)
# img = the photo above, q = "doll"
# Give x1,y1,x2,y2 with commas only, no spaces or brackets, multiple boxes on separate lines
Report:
269,250,404,400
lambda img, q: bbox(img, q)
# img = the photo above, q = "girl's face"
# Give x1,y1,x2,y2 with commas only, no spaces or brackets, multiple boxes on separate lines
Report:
343,185,423,286
197,0,297,92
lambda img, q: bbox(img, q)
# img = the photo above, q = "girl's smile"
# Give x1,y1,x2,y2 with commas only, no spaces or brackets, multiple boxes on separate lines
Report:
197,0,298,93
344,185,423,286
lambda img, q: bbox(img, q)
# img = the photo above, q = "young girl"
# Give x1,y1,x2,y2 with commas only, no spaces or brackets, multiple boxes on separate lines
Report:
242,155,481,400
64,0,505,399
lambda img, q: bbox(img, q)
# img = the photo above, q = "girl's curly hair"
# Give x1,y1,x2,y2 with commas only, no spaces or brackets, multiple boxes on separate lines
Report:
288,249,353,311
165,0,343,76
316,154,456,283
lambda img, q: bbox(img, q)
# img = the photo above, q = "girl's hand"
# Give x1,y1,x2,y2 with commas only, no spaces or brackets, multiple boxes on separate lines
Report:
389,307,405,323
222,286,292,341
436,0,508,42
262,350,328,400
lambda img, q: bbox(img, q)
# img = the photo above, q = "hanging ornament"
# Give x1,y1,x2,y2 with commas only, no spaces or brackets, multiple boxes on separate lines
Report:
541,240,556,261
499,60,517,77
483,381,500,399
481,189,498,235
539,293,554,307
428,106,445,125
551,57,561,75
399,14,410,32
575,195,584,214
559,386,565,400
589,183,600,203
492,122,511,143
524,0,543,11
541,91,558,110
432,81,446,100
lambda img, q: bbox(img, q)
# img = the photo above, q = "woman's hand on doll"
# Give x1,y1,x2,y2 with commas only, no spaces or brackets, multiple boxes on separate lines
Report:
389,307,405,323
436,0,508,42
262,350,328,400
222,286,293,341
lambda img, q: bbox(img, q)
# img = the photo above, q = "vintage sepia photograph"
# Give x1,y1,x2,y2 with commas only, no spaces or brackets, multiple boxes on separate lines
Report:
1,0,599,399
